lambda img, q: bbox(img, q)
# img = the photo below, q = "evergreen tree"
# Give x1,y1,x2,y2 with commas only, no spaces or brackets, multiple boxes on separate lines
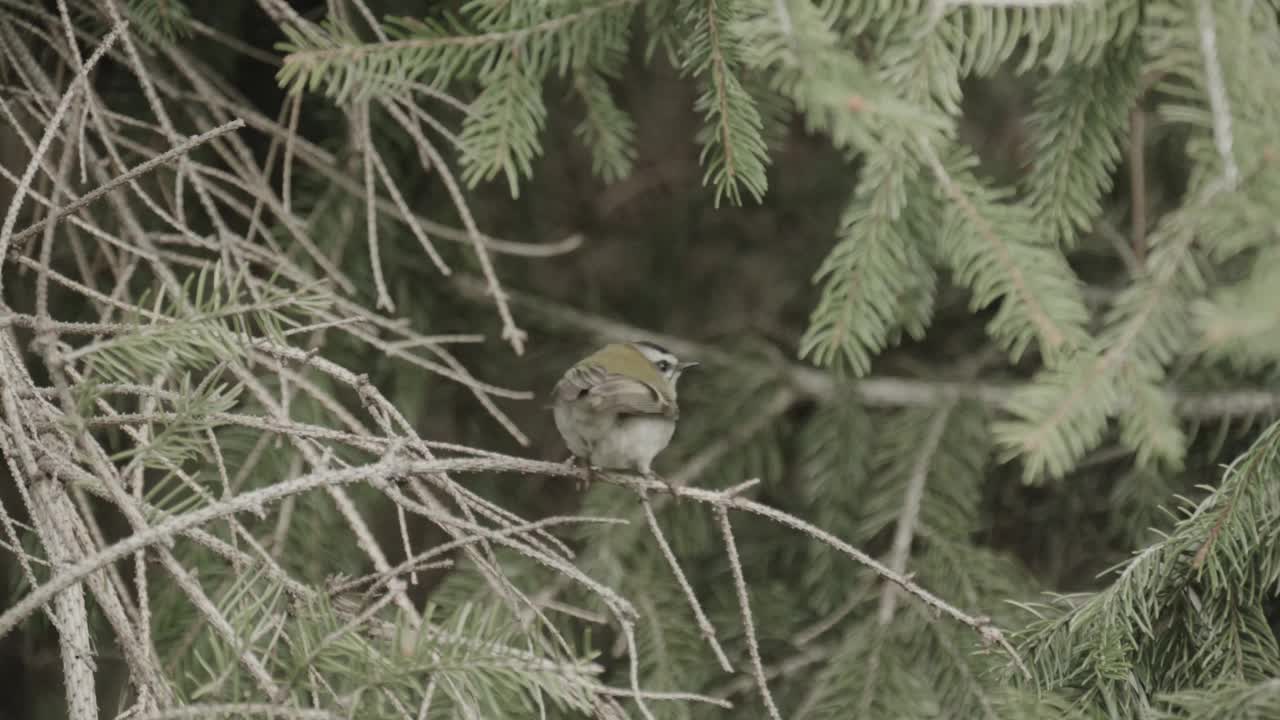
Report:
1,1,1279,718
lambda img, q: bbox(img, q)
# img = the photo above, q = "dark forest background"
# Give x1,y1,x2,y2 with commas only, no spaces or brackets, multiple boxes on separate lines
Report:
2,1,1280,718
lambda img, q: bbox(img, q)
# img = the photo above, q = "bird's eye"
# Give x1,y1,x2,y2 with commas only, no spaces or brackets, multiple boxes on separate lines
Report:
656,360,671,372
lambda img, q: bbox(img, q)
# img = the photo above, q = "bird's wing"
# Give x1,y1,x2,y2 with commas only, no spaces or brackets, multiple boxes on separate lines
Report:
587,377,677,418
554,362,676,418
553,361,609,402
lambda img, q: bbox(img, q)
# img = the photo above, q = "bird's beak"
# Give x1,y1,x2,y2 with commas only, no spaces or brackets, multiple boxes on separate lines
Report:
677,361,700,371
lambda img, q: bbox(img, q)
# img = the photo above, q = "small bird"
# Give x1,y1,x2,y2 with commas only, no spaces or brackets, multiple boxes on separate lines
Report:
552,341,698,492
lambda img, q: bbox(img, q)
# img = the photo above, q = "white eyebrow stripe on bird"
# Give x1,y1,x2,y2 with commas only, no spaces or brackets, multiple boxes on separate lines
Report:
633,340,673,357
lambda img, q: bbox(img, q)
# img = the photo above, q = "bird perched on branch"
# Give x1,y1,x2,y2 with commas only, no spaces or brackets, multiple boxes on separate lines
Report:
552,341,698,492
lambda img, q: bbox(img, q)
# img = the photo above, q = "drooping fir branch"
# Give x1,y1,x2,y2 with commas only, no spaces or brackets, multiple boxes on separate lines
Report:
456,55,548,197
1155,680,1280,720
573,69,637,183
738,0,949,375
1015,420,1280,716
1182,4,1280,370
126,0,193,43
873,10,1094,367
921,142,1091,364
993,1,1280,481
1195,246,1280,371
762,0,1098,373
1024,30,1142,248
737,0,949,153
799,150,938,375
992,215,1200,481
275,0,639,103
280,1,635,198
945,0,1141,75
679,0,770,205
794,401,1034,720
768,0,1160,464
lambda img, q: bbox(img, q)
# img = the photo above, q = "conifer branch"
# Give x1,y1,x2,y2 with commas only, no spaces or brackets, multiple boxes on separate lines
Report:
5,3,1280,716
994,208,1202,479
1196,0,1238,189
1025,36,1140,248
706,2,736,174
945,0,1087,6
0,21,125,275
710,643,834,701
1156,679,1280,720
1018,423,1280,713
919,139,1087,362
280,0,637,78
460,277,1280,420
4,118,245,252
0,450,1033,678
133,704,343,720
1129,106,1148,261
573,70,636,183
686,0,768,205
878,405,952,624
29,476,100,720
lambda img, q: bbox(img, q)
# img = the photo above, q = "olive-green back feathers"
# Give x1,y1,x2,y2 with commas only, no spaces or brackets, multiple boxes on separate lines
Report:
553,343,678,417
584,343,671,393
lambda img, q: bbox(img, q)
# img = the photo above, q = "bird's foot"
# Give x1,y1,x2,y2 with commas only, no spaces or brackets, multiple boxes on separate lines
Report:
645,471,679,500
563,455,593,491
574,462,605,493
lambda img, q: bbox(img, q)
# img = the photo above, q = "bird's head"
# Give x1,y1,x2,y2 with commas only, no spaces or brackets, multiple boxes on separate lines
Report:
630,341,699,388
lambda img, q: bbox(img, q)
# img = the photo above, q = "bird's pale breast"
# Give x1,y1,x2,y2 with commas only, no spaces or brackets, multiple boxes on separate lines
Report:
589,414,675,475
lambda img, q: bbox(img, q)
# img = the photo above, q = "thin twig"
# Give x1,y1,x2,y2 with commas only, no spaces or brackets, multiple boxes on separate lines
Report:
327,515,621,599
591,686,731,707
282,92,300,214
1128,106,1147,263
368,142,450,275
360,102,394,312
0,22,125,279
6,120,247,252
409,121,526,353
1196,0,1238,190
132,704,343,720
711,643,833,700
716,507,782,720
621,620,657,720
879,405,952,624
640,496,734,673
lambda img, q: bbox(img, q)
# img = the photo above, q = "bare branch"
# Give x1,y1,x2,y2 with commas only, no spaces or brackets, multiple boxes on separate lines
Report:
716,506,782,720
641,496,734,673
